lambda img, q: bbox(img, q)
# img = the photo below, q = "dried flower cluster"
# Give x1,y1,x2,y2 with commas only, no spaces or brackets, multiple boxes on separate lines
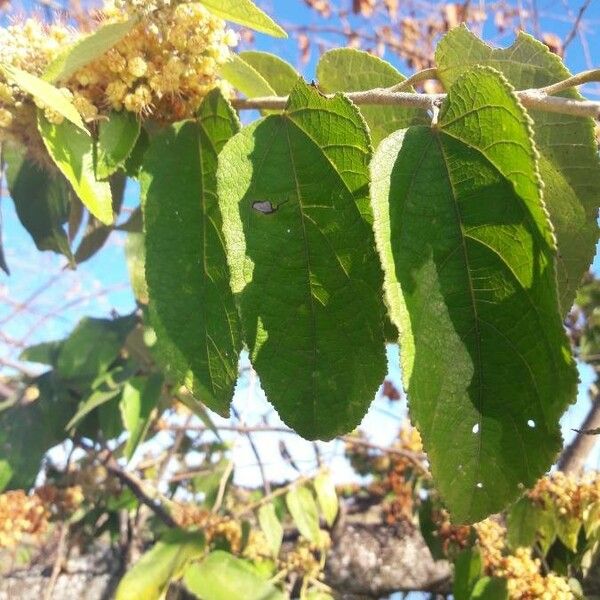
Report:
0,0,238,151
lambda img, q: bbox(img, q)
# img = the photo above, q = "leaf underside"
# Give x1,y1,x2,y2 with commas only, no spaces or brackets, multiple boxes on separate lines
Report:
370,67,577,522
142,90,242,416
218,80,387,440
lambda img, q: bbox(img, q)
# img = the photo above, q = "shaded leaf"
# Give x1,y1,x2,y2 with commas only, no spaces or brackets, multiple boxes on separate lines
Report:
453,548,482,600
125,232,149,304
435,26,600,313
142,90,242,416
317,48,427,145
556,514,581,552
116,529,205,600
20,341,63,366
198,0,286,38
470,577,508,600
370,67,577,522
286,485,321,545
507,497,544,550
183,551,285,600
218,80,387,440
192,458,232,507
95,111,141,180
4,145,73,262
258,503,283,556
1,64,86,131
38,115,113,225
44,18,138,83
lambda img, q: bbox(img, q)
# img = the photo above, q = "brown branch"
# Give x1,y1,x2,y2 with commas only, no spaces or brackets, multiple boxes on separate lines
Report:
563,0,592,50
43,522,69,600
558,383,600,474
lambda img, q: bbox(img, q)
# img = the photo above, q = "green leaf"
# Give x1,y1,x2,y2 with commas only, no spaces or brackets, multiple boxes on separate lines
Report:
239,51,299,96
4,146,73,262
57,315,137,382
66,386,122,431
1,64,87,131
536,506,558,555
198,0,286,38
435,26,600,313
183,551,285,600
507,497,544,550
453,548,483,600
313,470,338,526
470,577,508,600
218,80,387,440
192,459,232,507
0,461,13,493
370,67,577,523
120,374,162,460
95,111,141,180
142,90,242,416
556,514,581,552
286,485,321,545
258,503,283,557
316,48,427,146
115,529,205,600
44,18,138,83
38,115,113,225
219,53,277,99
19,341,63,366
584,501,600,538
125,232,149,304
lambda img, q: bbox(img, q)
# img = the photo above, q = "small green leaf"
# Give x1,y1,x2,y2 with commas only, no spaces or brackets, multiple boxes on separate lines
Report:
66,386,122,431
19,341,62,366
507,497,543,550
218,80,387,440
556,514,581,552
220,53,277,99
183,551,285,600
142,90,242,416
0,461,13,493
239,51,299,96
470,577,508,600
435,26,600,313
536,507,557,555
4,146,73,262
453,548,483,600
120,374,163,460
38,115,113,225
198,0,286,38
95,111,141,180
1,64,87,131
116,530,205,600
584,501,600,538
44,18,139,83
370,67,577,522
286,485,321,545
313,470,338,526
258,503,283,557
316,48,427,145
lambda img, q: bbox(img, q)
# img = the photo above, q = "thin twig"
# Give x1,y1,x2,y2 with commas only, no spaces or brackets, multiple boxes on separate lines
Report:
537,69,600,97
211,460,234,513
563,0,592,51
388,68,440,92
44,522,69,600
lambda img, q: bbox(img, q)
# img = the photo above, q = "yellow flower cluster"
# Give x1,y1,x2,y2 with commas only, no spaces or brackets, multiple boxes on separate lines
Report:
528,470,600,518
0,490,50,548
71,1,238,121
475,517,573,599
0,0,237,152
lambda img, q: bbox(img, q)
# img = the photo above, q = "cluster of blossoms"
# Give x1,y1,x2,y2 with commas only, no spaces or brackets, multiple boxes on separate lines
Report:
475,516,573,599
0,0,238,151
527,470,600,519
0,490,49,548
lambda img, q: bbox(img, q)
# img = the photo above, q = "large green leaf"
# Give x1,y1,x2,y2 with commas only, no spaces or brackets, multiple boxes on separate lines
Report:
370,67,577,522
95,111,141,180
116,530,205,600
258,503,283,557
44,18,138,83
38,115,114,225
4,145,73,262
183,551,285,600
239,51,299,96
435,26,600,313
220,54,276,99
1,64,86,131
218,80,387,440
141,90,242,416
316,49,428,145
198,0,286,38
